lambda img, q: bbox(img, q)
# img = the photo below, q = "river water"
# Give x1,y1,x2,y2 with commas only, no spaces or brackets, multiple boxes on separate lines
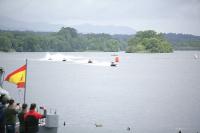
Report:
0,51,200,133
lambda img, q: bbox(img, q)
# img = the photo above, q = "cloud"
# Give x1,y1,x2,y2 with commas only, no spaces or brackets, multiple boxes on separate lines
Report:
0,0,200,35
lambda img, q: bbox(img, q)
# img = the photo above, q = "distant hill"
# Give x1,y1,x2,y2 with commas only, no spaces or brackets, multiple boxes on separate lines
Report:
0,16,62,32
0,16,136,35
71,24,136,35
112,34,132,41
163,33,200,50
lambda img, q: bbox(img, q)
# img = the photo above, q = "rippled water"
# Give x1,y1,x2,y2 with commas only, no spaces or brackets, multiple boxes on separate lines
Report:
1,51,200,133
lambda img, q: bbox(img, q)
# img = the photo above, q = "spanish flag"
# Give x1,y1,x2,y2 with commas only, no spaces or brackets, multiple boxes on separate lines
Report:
5,65,26,88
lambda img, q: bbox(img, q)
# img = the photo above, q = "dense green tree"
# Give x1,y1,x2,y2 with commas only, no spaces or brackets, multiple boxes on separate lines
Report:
0,36,12,51
127,30,173,53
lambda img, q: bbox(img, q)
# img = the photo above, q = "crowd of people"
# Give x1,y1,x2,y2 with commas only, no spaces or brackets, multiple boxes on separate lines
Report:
0,94,46,133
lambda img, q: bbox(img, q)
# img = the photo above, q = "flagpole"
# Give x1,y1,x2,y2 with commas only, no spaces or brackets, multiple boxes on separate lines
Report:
24,59,28,104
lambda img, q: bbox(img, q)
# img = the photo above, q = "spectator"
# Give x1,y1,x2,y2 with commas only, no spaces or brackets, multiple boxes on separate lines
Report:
24,103,46,133
18,103,28,133
0,94,7,133
5,99,19,133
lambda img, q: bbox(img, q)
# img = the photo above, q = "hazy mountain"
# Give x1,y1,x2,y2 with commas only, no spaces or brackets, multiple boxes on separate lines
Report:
71,24,136,35
0,16,62,32
0,16,136,35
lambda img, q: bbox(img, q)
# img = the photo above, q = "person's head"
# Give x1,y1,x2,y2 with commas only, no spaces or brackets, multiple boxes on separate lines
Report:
22,103,28,110
30,103,36,110
0,94,10,105
8,99,14,105
0,94,5,103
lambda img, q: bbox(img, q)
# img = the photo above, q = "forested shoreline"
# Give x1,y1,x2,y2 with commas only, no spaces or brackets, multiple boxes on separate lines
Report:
0,27,124,52
0,27,200,52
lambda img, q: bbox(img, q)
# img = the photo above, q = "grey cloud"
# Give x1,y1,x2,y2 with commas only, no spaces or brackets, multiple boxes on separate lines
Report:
0,0,199,35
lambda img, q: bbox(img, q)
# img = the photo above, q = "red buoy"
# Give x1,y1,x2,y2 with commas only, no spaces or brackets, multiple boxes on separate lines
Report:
115,56,119,62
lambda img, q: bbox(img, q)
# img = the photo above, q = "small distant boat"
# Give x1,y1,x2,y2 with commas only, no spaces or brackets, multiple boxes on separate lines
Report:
194,54,198,59
62,58,67,61
88,59,93,63
127,127,131,131
110,62,117,67
95,123,103,127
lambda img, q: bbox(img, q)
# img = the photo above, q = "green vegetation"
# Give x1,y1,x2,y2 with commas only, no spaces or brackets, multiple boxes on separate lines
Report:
163,33,200,50
0,27,123,52
0,36,12,52
0,28,200,52
126,30,173,53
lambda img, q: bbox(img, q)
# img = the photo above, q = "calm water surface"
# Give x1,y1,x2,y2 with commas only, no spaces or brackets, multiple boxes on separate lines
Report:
0,51,200,133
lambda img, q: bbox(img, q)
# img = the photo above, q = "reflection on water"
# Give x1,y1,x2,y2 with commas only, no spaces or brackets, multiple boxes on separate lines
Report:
1,51,200,133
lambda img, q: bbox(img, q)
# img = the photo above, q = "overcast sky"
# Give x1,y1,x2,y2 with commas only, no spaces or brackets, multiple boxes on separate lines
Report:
0,0,200,35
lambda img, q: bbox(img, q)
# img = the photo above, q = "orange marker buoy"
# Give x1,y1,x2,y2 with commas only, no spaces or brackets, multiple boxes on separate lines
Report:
115,56,119,62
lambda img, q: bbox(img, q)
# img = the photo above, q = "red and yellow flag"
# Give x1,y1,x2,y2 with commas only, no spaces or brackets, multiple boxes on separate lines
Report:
5,65,26,88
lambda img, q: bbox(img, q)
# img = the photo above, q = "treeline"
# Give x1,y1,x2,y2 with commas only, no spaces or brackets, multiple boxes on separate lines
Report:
0,27,124,52
163,33,200,50
1,27,200,52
